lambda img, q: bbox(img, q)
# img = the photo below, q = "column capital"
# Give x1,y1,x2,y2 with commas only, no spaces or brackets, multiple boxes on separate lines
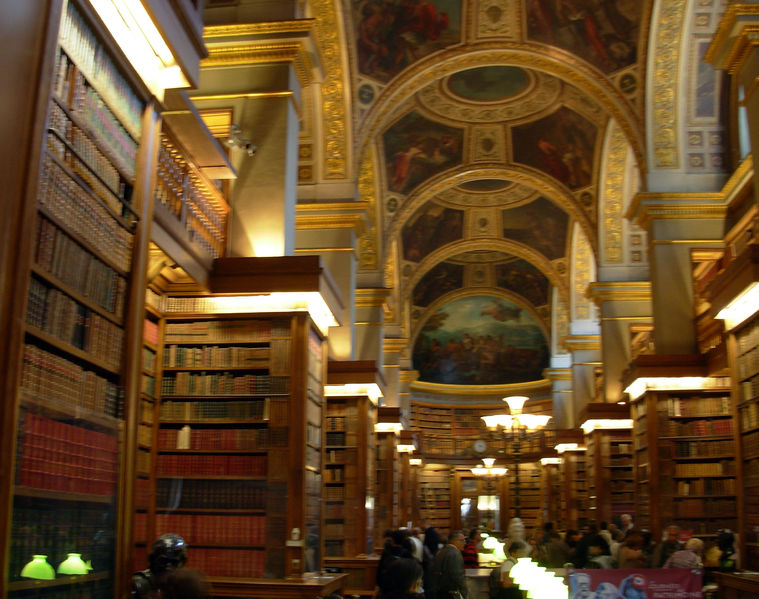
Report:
356,288,391,308
706,4,759,74
562,334,601,352
626,192,728,229
543,367,573,382
296,201,370,237
586,281,652,306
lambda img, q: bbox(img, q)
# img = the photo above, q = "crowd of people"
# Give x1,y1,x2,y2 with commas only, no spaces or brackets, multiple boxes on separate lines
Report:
373,516,737,599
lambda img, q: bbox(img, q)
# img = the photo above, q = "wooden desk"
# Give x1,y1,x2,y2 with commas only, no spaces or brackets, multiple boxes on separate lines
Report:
209,574,347,598
715,571,759,599
323,556,380,598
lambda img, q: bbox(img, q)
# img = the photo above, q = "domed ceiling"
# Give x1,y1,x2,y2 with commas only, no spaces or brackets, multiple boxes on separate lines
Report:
347,0,651,389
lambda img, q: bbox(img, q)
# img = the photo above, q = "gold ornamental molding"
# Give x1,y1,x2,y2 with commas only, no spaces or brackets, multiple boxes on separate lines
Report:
358,153,379,270
651,0,687,169
202,43,314,87
601,122,628,264
400,370,420,384
626,192,728,228
296,201,370,237
191,91,302,121
384,337,409,354
586,281,652,305
562,334,601,352
706,5,759,73
204,20,316,38
357,42,644,172
311,0,348,179
356,287,391,308
543,368,573,381
410,378,552,397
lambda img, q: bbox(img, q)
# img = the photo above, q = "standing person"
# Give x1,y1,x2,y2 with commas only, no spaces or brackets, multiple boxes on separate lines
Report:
620,514,634,537
461,529,479,568
377,530,415,597
617,532,649,569
409,528,425,564
651,525,682,568
664,538,704,568
380,558,426,599
489,540,528,599
543,531,571,568
422,518,442,556
430,531,468,599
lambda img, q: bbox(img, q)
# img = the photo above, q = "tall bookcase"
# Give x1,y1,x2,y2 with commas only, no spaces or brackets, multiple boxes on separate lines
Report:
734,311,759,569
418,464,452,531
585,429,634,526
375,431,399,548
324,394,375,557
5,1,150,596
149,305,326,580
540,460,563,530
630,385,735,539
505,462,541,534
560,451,589,531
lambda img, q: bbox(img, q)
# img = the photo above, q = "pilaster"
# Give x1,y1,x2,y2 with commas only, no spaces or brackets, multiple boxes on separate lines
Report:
627,192,727,354
587,282,653,403
543,368,573,429
562,335,602,426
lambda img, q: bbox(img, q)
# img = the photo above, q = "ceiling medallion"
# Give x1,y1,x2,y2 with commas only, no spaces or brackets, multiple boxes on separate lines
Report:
417,69,560,124
436,180,536,209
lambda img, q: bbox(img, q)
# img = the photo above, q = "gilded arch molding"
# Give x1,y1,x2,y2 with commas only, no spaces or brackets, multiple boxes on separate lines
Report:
356,42,645,174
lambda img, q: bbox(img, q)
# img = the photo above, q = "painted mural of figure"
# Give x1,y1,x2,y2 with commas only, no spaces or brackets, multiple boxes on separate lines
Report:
392,139,426,190
537,138,571,185
358,3,391,74
526,0,555,42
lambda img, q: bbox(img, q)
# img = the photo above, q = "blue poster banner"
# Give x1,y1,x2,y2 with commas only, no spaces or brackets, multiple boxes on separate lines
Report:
568,568,702,599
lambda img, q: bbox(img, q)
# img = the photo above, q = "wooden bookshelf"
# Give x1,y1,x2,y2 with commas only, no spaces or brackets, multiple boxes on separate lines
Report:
585,428,634,526
560,450,589,531
630,386,736,539
505,462,541,535
5,2,151,594
418,465,452,531
151,307,326,579
540,460,563,530
375,429,400,550
324,394,375,558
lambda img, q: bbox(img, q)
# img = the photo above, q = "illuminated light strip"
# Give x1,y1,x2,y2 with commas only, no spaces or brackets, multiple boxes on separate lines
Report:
624,376,727,401
716,282,759,329
580,418,633,434
324,383,383,404
89,0,189,99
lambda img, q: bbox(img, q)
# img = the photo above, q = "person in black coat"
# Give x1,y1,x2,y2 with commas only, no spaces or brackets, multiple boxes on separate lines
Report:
380,558,426,599
421,519,441,556
377,529,415,595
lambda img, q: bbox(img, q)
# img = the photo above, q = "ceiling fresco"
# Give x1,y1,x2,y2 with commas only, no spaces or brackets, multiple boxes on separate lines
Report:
346,0,654,387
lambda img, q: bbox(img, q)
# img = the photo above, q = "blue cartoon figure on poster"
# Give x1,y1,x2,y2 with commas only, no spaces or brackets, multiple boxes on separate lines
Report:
619,574,647,599
594,581,622,599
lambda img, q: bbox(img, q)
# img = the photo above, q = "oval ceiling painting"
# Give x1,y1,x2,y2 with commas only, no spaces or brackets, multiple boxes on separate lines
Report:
412,295,549,385
448,66,529,102
458,179,510,192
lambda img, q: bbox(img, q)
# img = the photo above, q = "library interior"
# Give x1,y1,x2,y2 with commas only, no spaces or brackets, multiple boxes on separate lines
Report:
3,0,759,597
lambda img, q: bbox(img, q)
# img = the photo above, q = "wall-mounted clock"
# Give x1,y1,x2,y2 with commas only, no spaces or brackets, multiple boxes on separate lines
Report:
473,439,488,454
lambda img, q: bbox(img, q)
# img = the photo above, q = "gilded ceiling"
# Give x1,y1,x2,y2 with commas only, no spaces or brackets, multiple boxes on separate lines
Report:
341,0,653,385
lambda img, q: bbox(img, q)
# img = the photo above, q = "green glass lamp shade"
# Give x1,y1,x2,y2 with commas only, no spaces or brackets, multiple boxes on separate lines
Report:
21,555,56,580
58,553,89,575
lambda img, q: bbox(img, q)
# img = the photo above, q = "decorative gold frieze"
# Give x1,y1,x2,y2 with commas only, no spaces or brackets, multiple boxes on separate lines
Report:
572,228,593,320
202,43,314,87
602,122,628,263
311,0,348,178
204,20,316,38
356,288,391,308
706,5,759,73
626,192,728,228
358,153,378,270
586,281,652,306
563,334,601,352
652,0,687,168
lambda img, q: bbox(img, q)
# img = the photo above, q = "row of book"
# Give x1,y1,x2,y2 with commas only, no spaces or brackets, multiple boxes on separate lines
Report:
156,454,267,476
325,448,357,463
163,344,269,368
189,548,265,578
326,431,359,446
162,373,287,396
152,514,267,546
664,395,731,417
73,75,138,178
35,216,127,318
742,430,759,457
48,100,128,216
744,457,759,487
326,415,359,431
155,479,266,509
21,344,123,417
164,319,276,342
27,278,124,369
739,346,759,380
138,424,151,447
673,460,735,476
674,477,736,495
140,399,154,424
142,375,155,397
58,3,143,139
158,427,269,450
39,155,133,271
659,417,734,436
144,318,160,346
742,374,759,402
673,439,735,457
737,317,759,356
674,498,736,517
159,399,268,420
8,504,114,582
